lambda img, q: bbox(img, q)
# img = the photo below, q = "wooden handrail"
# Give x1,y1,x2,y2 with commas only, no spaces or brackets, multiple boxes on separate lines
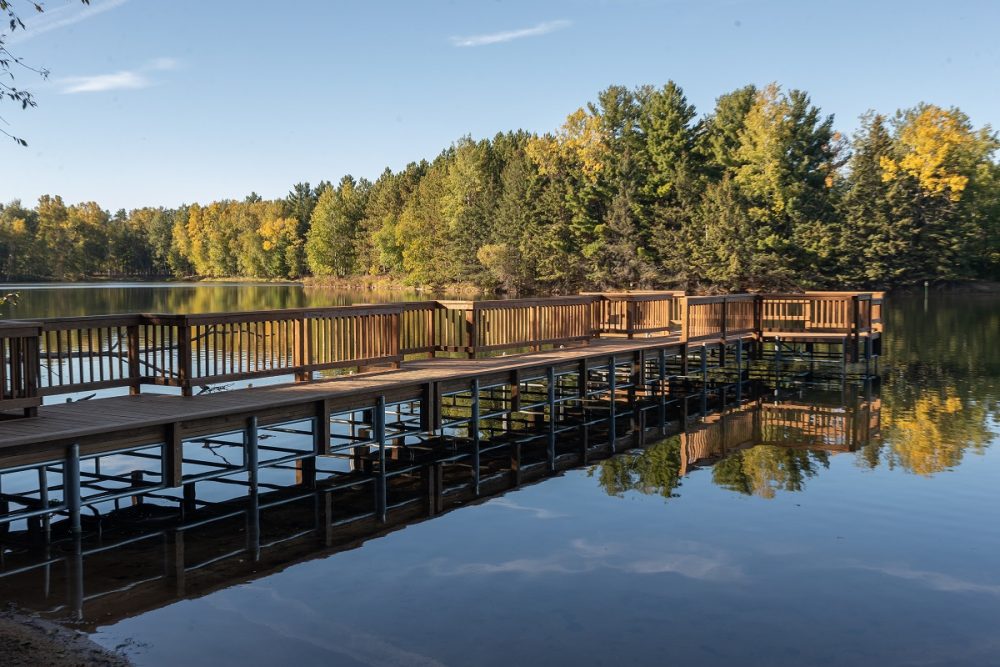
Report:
0,320,42,416
0,291,885,412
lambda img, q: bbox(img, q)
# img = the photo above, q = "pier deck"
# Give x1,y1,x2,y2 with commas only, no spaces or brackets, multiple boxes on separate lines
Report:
0,333,687,460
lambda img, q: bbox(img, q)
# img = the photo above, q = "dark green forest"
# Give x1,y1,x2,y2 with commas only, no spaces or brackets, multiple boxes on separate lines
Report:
3,81,998,292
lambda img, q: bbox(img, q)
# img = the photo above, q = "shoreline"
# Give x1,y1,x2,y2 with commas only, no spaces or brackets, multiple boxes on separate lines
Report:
0,609,130,667
0,276,997,296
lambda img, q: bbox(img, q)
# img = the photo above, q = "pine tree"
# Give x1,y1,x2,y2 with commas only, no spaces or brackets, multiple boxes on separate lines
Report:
305,177,369,277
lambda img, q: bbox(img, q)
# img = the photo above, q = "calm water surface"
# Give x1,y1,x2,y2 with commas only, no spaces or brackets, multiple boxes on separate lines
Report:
0,282,431,319
4,285,999,666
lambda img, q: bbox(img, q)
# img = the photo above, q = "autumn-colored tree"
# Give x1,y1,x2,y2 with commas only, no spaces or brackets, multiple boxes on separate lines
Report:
3,80,999,291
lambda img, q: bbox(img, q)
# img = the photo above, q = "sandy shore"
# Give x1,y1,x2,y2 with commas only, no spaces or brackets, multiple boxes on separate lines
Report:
0,610,130,667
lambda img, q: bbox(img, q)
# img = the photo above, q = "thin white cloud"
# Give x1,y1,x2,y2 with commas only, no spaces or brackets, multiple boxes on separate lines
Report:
6,0,129,44
149,57,179,71
60,70,148,94
451,19,571,47
57,57,180,94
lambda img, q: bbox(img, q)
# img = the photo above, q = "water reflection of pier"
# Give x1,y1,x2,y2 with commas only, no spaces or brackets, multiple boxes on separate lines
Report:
0,387,880,630
680,395,882,474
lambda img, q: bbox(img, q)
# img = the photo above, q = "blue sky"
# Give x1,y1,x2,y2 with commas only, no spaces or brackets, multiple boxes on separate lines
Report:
3,0,998,210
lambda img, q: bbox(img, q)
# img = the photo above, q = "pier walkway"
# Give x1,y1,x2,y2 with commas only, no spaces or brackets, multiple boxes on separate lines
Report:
0,290,883,533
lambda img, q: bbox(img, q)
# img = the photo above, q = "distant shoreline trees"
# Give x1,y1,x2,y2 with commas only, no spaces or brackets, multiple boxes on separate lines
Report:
2,81,997,293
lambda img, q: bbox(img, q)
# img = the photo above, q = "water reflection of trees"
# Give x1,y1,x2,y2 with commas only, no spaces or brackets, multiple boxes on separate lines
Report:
712,447,829,498
587,436,832,501
590,436,684,499
858,295,998,476
589,398,857,500
0,284,433,320
864,390,993,475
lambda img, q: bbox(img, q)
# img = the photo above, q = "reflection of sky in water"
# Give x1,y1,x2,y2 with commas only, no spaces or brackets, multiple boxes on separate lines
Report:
94,441,1000,667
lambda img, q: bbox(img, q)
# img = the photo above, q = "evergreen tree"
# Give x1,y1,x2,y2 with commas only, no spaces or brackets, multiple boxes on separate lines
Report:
306,176,369,277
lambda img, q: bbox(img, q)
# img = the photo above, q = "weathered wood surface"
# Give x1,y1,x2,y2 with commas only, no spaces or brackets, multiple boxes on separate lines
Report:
0,334,689,460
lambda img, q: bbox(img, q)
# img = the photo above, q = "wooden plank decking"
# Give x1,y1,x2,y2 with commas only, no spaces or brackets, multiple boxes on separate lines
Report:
0,334,690,462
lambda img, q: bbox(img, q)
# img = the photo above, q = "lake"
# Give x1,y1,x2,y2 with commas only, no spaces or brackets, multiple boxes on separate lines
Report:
0,282,433,319
1,284,998,667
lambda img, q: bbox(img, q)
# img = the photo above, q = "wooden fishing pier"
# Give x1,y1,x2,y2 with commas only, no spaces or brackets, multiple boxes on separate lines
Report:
0,290,882,535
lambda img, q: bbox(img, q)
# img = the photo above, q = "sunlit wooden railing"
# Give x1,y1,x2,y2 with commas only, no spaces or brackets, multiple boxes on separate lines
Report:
437,297,595,356
585,291,684,338
680,294,758,342
761,292,873,335
0,291,885,411
400,302,437,355
870,292,884,333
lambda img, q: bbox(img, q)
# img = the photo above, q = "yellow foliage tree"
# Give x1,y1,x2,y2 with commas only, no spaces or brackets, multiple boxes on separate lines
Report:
526,107,607,183
879,105,988,201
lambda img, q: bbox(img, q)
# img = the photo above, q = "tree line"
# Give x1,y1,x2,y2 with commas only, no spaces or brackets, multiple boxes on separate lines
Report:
2,81,998,292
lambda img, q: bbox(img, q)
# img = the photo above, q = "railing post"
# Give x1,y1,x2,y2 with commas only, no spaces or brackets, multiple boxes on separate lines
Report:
177,318,193,397
753,295,762,338
427,304,437,358
626,299,637,339
127,323,141,395
720,298,728,341
466,305,478,358
22,331,40,417
530,304,541,352
680,297,689,343
590,297,601,339
390,309,401,368
851,296,860,363
293,314,311,382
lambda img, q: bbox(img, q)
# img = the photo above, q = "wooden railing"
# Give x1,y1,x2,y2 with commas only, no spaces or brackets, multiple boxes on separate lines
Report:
36,315,150,396
680,294,757,342
0,321,41,416
0,291,884,412
437,297,595,356
761,292,873,335
870,292,884,333
586,291,684,338
400,302,438,355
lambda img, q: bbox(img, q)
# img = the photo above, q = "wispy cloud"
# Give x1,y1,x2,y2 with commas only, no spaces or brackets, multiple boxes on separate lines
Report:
57,57,179,94
7,0,129,44
60,70,147,94
451,19,571,47
148,57,179,71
